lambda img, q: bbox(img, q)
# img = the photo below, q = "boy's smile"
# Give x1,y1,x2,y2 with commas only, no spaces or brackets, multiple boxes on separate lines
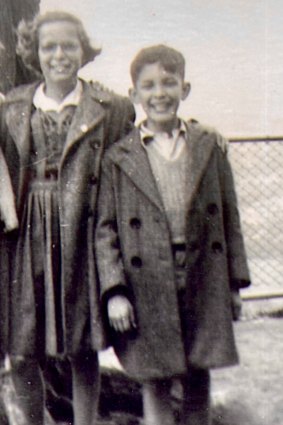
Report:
130,62,190,133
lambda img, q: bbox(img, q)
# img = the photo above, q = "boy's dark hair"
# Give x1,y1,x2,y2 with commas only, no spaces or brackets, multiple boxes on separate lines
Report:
130,44,186,85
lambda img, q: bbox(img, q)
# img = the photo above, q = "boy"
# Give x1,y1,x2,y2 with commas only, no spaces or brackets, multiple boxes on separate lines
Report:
95,45,250,425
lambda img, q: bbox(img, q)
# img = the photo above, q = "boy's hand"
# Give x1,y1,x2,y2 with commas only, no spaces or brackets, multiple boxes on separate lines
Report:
231,290,242,321
107,295,136,332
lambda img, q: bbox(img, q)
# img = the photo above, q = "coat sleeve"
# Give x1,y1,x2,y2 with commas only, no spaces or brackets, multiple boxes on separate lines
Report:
218,139,251,290
0,147,18,231
105,95,135,149
0,101,19,231
95,157,129,303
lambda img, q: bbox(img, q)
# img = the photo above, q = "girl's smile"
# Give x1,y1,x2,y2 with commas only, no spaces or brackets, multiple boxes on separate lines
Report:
38,21,83,89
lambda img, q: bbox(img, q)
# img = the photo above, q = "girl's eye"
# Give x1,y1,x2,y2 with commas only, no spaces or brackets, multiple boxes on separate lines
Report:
40,43,56,52
40,43,80,53
62,43,79,52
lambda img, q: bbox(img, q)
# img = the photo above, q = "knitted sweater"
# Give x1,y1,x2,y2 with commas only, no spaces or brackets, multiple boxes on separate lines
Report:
145,142,189,244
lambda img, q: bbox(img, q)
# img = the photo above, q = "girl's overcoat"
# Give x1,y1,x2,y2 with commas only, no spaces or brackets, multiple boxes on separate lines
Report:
0,234,11,359
96,122,250,380
0,80,135,356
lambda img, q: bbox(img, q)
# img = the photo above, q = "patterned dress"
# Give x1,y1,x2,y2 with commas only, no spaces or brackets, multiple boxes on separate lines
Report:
15,106,76,357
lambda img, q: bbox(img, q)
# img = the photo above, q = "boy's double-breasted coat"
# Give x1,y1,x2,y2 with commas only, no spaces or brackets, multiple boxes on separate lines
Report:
96,121,250,380
0,80,135,356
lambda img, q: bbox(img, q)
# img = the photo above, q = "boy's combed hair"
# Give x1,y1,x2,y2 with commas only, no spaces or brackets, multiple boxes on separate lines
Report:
16,10,101,77
130,44,186,85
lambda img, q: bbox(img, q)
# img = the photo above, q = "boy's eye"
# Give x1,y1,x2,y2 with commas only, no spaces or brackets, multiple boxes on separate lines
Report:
163,78,178,87
140,82,154,89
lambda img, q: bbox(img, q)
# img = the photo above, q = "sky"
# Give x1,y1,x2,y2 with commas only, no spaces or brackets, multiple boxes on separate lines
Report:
40,0,283,138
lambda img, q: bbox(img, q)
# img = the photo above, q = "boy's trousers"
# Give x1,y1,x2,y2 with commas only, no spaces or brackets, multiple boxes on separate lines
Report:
141,245,211,425
173,243,211,425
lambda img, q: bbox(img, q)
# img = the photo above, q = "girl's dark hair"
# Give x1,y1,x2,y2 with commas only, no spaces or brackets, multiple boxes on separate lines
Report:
130,44,186,85
16,10,101,77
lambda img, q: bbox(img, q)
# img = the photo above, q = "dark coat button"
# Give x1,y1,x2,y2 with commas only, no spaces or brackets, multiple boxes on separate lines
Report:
189,241,199,252
131,256,142,268
189,208,197,215
90,140,101,150
207,203,219,215
130,218,141,229
211,241,223,253
90,175,98,185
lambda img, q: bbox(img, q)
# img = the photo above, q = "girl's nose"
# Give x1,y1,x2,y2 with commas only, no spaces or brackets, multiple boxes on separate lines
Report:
53,45,66,58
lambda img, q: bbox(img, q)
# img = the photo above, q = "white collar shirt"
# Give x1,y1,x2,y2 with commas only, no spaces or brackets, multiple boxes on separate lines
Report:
140,119,188,161
33,80,83,113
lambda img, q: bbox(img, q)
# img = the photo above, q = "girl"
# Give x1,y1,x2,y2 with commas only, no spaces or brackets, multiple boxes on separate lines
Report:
1,11,134,425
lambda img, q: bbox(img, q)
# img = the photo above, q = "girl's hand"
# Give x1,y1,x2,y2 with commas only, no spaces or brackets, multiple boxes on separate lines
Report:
107,295,136,332
0,92,5,104
4,216,19,233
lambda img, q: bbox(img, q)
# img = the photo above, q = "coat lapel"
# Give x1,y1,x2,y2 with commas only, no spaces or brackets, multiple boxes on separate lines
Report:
111,128,164,211
184,122,216,209
63,81,108,156
110,124,216,213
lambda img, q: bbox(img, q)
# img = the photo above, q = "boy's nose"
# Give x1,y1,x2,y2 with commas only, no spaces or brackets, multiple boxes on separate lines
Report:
153,84,165,97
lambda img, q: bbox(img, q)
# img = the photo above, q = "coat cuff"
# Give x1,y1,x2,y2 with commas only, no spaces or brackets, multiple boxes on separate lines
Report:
101,284,132,306
230,278,251,290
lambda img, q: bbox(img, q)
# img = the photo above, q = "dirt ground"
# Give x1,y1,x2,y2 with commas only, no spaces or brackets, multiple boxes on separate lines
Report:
0,315,283,425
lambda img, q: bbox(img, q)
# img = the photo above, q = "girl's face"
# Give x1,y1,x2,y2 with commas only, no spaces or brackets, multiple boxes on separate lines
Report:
38,20,83,86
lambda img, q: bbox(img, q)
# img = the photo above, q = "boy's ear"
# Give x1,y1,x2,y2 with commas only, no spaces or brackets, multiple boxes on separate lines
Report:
129,87,140,105
181,82,191,100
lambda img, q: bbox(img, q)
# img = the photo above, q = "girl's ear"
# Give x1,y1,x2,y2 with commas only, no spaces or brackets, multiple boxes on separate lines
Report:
181,82,191,100
129,87,140,105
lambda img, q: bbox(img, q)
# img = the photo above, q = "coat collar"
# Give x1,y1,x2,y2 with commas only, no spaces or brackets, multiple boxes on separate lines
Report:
107,122,216,211
4,79,112,160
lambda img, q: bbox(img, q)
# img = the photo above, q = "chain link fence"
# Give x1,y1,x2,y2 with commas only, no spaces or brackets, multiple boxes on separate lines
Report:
229,137,283,299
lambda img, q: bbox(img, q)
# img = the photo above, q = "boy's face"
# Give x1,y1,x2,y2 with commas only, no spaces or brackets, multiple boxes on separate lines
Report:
130,62,190,133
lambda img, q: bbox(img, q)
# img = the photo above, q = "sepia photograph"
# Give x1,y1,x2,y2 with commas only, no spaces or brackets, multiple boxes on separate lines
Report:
0,1,282,425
